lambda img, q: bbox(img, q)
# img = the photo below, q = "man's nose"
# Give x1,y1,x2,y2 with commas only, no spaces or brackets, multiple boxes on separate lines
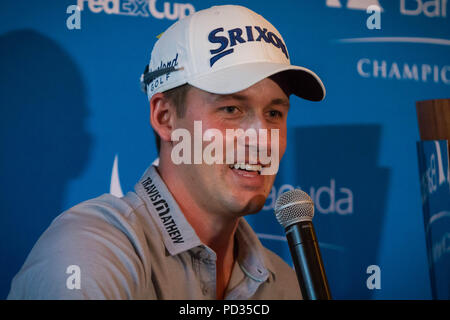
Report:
242,113,267,131
240,115,273,157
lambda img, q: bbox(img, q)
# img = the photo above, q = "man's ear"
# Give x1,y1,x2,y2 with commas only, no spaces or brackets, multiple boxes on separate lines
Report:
149,93,175,143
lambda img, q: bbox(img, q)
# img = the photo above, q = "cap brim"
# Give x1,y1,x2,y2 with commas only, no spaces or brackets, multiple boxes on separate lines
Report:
188,62,326,101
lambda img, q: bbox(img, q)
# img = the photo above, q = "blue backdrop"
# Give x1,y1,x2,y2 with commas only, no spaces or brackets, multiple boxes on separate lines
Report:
1,0,449,299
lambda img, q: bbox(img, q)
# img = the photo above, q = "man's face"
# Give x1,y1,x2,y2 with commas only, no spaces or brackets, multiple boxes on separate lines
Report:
170,77,289,218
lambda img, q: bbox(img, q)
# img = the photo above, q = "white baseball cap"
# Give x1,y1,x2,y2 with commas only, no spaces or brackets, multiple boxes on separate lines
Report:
140,5,326,101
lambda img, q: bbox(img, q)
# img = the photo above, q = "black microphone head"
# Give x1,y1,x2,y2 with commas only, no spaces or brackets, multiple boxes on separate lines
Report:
274,189,315,228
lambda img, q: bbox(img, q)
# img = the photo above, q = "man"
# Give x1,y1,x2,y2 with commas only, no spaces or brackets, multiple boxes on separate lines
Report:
8,5,325,299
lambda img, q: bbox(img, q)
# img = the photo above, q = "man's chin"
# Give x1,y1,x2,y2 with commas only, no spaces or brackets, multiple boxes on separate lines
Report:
233,194,268,216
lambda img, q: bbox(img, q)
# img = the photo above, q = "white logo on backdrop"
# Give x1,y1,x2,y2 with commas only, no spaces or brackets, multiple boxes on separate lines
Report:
420,141,450,243
420,141,450,202
327,0,449,17
77,0,195,20
400,0,448,18
257,182,351,252
356,58,450,84
264,183,354,215
328,0,449,83
110,154,124,198
326,0,384,11
432,231,450,263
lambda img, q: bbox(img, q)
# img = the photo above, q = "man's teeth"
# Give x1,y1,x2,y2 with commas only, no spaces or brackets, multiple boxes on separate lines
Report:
229,163,262,172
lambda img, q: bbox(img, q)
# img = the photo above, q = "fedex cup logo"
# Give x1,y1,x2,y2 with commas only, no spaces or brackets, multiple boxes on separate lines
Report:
207,26,289,67
76,0,195,20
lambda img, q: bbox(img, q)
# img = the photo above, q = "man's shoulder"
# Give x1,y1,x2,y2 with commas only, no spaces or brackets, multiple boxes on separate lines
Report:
51,191,162,258
65,192,142,220
53,191,152,231
7,191,156,299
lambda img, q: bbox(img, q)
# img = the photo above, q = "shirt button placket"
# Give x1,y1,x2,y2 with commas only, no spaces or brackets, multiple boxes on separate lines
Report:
201,283,209,296
198,249,216,299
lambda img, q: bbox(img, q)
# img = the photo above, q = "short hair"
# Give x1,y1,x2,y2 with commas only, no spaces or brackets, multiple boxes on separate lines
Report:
153,83,192,153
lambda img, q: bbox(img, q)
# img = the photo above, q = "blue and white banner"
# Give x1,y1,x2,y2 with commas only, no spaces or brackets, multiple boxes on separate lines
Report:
1,0,449,299
417,140,450,299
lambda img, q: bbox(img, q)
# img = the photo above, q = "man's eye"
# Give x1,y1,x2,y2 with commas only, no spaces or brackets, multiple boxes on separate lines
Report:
220,106,239,114
268,110,283,118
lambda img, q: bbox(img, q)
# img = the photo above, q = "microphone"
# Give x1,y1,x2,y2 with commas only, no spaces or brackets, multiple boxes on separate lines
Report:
274,189,332,300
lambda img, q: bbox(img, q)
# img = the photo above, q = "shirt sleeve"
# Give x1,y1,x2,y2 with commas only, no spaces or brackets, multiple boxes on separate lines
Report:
7,196,155,300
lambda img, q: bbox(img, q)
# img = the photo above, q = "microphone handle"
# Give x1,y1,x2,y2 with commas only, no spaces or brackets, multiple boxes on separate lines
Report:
285,221,332,300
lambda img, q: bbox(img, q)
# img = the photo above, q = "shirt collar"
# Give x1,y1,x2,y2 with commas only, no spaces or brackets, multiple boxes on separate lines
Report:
135,164,277,280
134,165,202,255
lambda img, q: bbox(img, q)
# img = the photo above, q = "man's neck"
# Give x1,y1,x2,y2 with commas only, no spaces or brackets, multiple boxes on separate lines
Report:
156,160,239,298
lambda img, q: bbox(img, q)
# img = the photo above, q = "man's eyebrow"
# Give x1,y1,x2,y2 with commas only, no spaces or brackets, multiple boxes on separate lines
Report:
212,93,247,102
268,98,290,108
212,94,290,108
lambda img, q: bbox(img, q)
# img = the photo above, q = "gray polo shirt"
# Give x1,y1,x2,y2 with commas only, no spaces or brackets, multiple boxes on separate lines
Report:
8,165,301,300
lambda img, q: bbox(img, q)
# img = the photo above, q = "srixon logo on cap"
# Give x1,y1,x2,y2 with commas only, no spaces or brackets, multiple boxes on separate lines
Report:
208,26,289,67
